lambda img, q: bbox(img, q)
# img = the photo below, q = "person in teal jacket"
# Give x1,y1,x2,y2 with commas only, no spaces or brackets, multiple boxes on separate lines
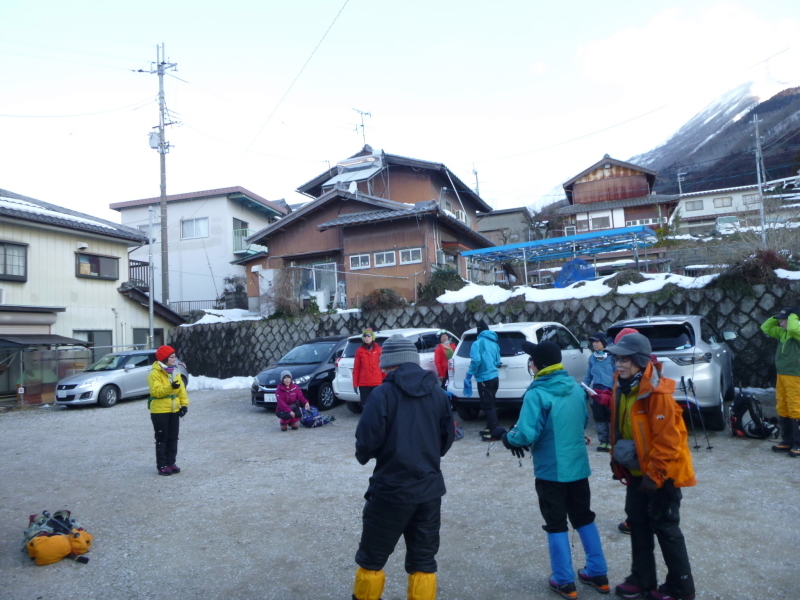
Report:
498,340,608,599
465,320,501,441
761,306,800,457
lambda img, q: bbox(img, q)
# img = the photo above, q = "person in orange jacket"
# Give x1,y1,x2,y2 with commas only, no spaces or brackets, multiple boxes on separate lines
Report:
433,330,456,388
606,333,696,600
353,328,383,408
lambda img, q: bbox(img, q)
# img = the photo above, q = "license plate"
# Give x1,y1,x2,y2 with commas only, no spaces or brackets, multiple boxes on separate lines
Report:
265,394,276,403
57,390,67,398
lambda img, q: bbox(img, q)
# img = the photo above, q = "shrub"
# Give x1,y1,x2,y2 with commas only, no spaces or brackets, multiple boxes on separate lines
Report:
607,269,647,292
417,270,468,305
361,288,407,311
712,249,789,291
465,295,487,312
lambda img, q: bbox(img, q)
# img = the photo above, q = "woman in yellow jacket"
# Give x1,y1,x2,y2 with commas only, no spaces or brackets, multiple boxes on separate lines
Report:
148,345,189,476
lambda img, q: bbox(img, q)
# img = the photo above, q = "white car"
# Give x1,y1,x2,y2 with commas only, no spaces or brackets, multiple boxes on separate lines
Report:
333,328,460,413
447,322,588,421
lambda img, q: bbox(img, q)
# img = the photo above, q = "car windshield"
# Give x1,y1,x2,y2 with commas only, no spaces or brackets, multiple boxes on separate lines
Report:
85,354,127,371
343,337,387,358
607,324,695,351
456,332,528,358
278,342,338,365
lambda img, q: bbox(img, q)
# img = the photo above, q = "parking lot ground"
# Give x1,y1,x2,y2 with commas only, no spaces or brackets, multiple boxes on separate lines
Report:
0,389,797,600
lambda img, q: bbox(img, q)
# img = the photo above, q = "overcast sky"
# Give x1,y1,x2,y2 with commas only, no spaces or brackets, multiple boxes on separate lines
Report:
1,0,798,228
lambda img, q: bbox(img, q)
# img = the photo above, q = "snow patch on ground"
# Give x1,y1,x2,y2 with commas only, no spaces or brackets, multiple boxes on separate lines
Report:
180,309,263,327
187,375,253,391
775,269,800,281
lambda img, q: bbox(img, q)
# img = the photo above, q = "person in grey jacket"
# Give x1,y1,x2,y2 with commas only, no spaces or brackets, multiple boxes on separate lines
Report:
465,320,502,441
497,341,608,599
353,334,455,600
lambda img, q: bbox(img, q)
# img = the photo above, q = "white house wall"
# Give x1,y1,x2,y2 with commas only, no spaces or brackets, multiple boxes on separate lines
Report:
0,221,174,345
121,196,274,304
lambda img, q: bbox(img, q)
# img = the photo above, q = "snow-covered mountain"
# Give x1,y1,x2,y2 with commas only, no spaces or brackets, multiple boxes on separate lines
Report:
631,83,800,194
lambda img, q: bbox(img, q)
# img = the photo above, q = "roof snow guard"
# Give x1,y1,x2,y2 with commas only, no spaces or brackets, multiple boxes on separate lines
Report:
461,226,657,264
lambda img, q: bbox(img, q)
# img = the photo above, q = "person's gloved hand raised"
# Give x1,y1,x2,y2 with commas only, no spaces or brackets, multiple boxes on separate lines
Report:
463,375,473,398
178,406,188,418
171,379,181,390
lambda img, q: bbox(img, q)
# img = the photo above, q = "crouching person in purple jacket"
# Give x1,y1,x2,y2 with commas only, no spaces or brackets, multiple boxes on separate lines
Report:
352,334,455,600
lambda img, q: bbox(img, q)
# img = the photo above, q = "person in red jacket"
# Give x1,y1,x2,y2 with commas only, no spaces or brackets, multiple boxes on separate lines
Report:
433,330,456,388
275,370,310,431
353,328,383,408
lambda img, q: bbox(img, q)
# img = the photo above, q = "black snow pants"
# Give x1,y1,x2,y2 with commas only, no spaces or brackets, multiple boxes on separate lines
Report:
151,412,180,468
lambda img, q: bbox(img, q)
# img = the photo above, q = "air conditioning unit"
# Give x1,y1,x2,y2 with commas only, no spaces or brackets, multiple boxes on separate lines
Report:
564,226,576,236
454,210,467,223
435,250,446,265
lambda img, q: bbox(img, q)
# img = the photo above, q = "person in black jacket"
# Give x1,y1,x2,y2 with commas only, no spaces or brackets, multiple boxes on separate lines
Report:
352,334,455,600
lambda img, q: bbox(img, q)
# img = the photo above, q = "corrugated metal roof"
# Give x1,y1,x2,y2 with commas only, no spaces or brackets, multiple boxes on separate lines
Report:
0,188,146,243
555,194,679,216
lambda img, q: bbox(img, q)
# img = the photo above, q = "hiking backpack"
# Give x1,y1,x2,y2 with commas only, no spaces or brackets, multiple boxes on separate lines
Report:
300,406,335,428
727,390,779,440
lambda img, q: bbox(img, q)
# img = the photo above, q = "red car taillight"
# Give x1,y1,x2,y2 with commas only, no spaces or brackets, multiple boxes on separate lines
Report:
447,358,454,378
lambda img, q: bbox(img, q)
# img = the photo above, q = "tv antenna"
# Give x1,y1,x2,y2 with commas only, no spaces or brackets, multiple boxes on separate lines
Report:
353,108,371,145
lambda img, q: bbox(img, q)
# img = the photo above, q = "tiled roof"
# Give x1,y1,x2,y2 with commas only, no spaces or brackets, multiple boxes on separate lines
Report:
109,186,289,215
555,194,680,216
0,188,146,243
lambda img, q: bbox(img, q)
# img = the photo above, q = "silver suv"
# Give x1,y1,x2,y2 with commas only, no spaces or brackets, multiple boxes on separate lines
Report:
607,315,737,431
55,350,189,408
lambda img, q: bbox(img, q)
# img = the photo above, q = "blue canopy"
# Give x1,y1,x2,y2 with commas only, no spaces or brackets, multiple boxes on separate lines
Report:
461,225,657,264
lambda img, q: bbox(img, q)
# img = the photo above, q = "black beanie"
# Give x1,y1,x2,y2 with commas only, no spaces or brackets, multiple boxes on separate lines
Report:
521,340,561,369
477,320,489,333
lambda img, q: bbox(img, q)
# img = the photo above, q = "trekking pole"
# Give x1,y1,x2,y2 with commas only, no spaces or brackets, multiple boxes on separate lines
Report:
680,377,700,450
688,378,713,450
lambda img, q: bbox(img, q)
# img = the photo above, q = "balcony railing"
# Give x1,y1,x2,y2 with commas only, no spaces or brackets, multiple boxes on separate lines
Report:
129,260,149,290
170,300,220,315
233,229,268,255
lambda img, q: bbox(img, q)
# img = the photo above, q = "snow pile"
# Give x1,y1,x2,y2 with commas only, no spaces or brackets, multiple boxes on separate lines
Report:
0,196,116,230
775,269,800,281
180,308,263,327
437,272,721,305
187,375,253,391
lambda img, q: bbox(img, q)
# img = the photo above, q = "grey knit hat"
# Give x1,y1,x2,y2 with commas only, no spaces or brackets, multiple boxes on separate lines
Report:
606,333,651,369
379,334,420,368
280,370,292,382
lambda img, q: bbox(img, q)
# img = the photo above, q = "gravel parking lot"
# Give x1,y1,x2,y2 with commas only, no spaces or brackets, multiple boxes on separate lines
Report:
1,389,798,600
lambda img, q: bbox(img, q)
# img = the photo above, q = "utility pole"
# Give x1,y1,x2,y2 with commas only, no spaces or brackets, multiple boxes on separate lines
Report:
676,170,687,195
148,206,155,349
352,108,371,146
753,115,767,247
140,44,178,305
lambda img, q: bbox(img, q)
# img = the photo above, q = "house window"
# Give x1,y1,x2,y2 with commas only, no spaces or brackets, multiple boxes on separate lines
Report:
400,248,422,264
133,328,164,349
181,217,209,239
138,224,160,242
576,218,589,232
591,216,610,229
76,253,119,280
0,241,27,282
374,251,396,267
743,193,760,205
73,330,113,364
685,200,703,212
350,254,370,270
713,197,732,208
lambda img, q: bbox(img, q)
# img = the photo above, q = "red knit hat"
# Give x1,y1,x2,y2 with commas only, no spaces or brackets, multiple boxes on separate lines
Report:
155,345,176,362
614,328,639,344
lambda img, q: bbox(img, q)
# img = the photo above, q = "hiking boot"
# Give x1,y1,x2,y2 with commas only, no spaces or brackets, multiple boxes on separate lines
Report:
280,424,288,431
291,423,299,430
596,443,610,453
479,427,492,436
549,578,578,599
168,464,180,473
157,467,172,476
789,446,800,458
578,568,610,594
618,521,631,535
772,442,791,452
614,580,646,599
645,585,695,600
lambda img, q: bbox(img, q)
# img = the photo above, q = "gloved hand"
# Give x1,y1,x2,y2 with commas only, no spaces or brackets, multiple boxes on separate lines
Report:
639,473,658,494
178,406,188,418
462,376,473,398
171,380,181,390
500,430,529,458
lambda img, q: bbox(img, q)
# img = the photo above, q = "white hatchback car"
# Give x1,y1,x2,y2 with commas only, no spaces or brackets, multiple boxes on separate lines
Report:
333,328,460,413
447,322,588,421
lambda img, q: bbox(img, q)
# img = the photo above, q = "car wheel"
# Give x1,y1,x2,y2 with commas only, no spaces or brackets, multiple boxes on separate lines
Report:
97,385,119,408
704,388,726,431
346,401,363,414
456,405,480,421
316,382,336,411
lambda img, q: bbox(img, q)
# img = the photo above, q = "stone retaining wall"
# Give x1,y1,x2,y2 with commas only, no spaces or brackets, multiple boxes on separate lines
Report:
170,281,800,388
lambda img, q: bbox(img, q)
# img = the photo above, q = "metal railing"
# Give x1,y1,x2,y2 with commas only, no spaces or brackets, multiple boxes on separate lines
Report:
233,229,268,254
170,300,219,314
129,260,149,290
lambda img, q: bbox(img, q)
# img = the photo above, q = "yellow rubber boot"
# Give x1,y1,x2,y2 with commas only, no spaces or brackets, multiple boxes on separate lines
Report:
407,572,437,600
353,567,385,600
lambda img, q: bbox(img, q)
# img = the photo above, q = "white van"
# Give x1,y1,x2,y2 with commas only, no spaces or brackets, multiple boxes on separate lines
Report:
333,328,460,413
447,322,588,421
715,216,739,234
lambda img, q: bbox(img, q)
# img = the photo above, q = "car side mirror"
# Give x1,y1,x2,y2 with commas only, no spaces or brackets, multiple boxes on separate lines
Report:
580,340,589,350
123,363,135,370
722,331,737,341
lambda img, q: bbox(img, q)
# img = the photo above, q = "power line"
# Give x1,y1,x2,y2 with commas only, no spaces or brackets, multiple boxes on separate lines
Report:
0,49,142,71
242,0,351,154
0,98,154,118
0,38,147,62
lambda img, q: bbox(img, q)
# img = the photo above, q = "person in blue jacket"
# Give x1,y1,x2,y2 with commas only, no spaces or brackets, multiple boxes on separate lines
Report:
583,331,616,452
465,320,502,441
497,340,609,600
